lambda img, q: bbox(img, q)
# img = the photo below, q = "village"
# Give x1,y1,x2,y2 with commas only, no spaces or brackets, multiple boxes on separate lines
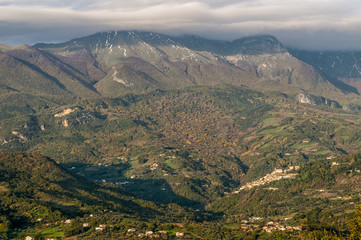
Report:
24,215,302,239
23,212,305,239
234,165,300,193
239,216,302,233
126,228,186,239
23,216,189,240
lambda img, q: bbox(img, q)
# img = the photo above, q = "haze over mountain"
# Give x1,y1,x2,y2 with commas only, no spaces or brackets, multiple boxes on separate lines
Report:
1,0,361,50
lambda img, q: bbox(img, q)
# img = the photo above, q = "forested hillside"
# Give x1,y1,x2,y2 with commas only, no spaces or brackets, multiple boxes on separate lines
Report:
1,31,361,239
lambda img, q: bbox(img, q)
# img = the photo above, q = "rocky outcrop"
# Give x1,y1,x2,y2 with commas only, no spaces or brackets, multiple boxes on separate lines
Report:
296,93,342,108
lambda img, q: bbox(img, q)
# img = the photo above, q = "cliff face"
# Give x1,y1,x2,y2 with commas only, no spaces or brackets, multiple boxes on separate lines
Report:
296,93,342,108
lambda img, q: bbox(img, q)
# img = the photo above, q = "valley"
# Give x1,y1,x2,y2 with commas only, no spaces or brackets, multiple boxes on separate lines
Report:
1,31,361,239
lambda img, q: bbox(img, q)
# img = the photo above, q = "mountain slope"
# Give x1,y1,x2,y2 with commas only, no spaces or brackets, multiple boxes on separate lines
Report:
4,47,102,98
0,52,71,99
291,50,361,105
0,86,272,205
31,31,359,104
209,152,361,230
0,152,200,238
2,84,361,209
0,152,160,215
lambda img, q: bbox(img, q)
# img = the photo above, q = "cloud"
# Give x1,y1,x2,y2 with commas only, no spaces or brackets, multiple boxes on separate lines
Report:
0,0,361,50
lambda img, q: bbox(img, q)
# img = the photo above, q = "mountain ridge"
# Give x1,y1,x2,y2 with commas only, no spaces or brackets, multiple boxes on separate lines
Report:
32,31,352,103
34,31,286,57
0,30,360,108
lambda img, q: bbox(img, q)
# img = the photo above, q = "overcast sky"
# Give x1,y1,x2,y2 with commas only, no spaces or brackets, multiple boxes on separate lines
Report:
1,0,361,50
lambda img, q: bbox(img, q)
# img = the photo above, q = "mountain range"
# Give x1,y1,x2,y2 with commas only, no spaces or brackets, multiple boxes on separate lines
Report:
1,31,361,107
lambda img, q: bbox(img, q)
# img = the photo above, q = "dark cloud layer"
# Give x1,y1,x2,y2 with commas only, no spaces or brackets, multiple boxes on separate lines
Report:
1,0,361,50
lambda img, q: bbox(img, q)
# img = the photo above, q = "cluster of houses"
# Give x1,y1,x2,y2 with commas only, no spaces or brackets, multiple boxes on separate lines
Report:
150,163,159,171
127,228,185,238
25,223,187,239
25,237,57,240
331,161,361,173
235,166,300,193
240,217,302,233
261,222,302,233
95,224,107,231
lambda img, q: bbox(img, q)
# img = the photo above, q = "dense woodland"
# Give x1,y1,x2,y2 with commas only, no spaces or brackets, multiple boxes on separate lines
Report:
0,85,361,239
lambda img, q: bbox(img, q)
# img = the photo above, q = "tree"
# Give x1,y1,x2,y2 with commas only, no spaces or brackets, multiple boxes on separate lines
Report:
0,216,10,233
347,205,361,239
